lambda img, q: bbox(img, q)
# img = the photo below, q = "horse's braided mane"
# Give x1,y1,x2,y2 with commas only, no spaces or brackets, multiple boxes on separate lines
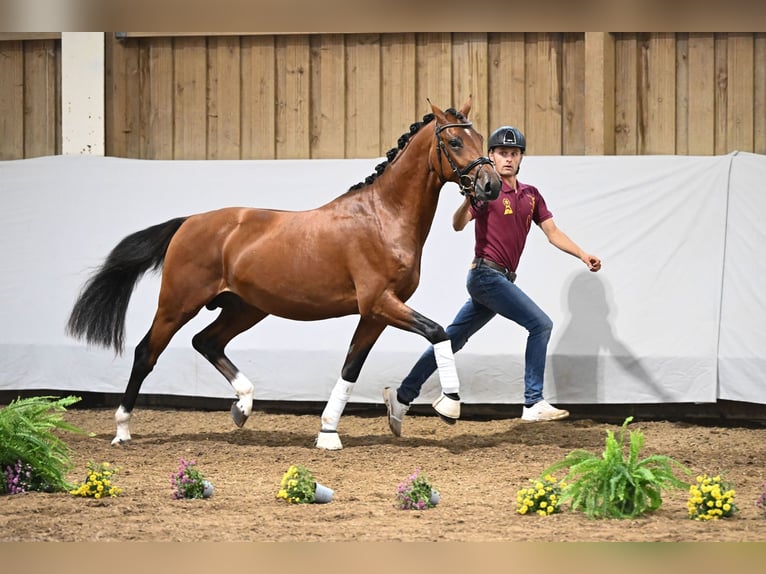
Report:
348,108,465,190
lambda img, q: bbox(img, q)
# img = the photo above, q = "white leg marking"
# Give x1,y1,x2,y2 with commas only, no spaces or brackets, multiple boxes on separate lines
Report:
434,340,460,395
320,377,354,431
231,372,255,417
112,405,132,445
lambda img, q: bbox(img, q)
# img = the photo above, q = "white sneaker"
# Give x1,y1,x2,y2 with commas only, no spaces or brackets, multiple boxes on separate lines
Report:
383,387,410,437
521,400,569,422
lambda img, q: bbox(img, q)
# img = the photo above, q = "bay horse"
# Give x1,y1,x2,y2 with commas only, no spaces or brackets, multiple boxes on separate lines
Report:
66,98,501,449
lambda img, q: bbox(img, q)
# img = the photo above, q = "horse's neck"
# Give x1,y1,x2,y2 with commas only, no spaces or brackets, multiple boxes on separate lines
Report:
372,133,443,242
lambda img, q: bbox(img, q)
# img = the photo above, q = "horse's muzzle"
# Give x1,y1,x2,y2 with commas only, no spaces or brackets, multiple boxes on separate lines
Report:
473,164,502,201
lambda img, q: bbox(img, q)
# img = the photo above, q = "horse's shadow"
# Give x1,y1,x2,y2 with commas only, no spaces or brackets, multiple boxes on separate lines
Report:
93,418,611,454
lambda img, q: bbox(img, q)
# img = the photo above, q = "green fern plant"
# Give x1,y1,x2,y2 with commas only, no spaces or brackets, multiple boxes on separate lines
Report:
0,395,86,492
541,417,690,519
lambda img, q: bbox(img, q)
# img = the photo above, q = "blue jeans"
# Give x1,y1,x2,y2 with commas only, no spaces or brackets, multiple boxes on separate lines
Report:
397,265,553,406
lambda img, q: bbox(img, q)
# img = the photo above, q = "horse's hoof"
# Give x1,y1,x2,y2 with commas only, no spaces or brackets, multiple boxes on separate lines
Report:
315,430,343,450
437,412,457,426
110,437,131,446
432,393,461,420
230,402,249,428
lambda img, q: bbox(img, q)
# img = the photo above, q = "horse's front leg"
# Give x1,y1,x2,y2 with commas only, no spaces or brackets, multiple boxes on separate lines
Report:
371,292,461,421
315,318,387,450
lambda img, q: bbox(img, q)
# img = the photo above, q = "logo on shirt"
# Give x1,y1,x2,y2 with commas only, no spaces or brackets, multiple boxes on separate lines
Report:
503,198,513,215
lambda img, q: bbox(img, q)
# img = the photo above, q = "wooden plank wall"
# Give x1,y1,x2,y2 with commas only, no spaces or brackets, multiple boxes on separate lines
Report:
2,33,765,160
0,39,61,160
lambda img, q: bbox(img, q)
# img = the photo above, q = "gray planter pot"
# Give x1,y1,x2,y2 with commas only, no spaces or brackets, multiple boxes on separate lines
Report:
314,481,334,503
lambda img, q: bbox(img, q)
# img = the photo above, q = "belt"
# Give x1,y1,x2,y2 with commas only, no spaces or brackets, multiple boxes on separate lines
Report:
470,257,516,282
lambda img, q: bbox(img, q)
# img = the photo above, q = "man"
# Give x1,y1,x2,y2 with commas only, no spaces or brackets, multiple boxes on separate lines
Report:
383,126,602,436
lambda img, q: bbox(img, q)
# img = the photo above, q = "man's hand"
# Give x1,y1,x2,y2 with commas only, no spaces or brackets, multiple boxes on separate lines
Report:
584,255,601,272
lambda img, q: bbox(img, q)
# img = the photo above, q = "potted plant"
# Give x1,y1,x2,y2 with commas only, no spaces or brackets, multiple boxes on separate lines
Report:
170,458,214,499
516,474,565,516
70,461,123,499
687,474,738,520
276,464,333,504
395,468,440,510
0,395,85,494
541,417,690,519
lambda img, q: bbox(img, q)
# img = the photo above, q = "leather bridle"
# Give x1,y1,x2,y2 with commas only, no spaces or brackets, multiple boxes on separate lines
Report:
434,121,494,197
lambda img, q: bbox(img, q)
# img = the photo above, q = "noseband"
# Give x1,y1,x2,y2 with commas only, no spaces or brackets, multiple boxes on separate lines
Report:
434,121,494,197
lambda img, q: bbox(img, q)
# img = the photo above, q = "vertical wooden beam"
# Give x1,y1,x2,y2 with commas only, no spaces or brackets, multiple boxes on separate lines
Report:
415,33,452,116
105,35,140,158
275,35,310,159
23,39,59,158
755,33,766,155
345,33,380,158
726,33,754,153
584,32,615,155
241,35,275,159
687,33,715,155
714,33,728,155
381,33,416,153
61,32,104,155
142,38,174,160
615,33,639,155
675,33,689,155
488,33,525,136
643,33,676,154
0,40,24,159
562,33,585,155
310,34,345,159
452,32,489,137
173,36,208,160
526,33,562,155
207,36,241,159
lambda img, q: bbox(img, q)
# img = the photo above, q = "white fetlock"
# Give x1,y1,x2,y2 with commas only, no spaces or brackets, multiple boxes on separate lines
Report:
432,394,461,420
112,405,132,445
231,373,254,417
315,430,343,450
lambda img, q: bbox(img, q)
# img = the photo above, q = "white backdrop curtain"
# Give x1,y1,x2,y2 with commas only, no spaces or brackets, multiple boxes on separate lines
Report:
1,153,763,406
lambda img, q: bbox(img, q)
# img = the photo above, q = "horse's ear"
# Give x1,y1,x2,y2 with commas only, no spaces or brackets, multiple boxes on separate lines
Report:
428,98,449,124
460,95,473,119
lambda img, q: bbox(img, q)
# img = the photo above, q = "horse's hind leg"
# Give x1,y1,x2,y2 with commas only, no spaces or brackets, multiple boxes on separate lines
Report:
191,293,268,429
316,317,387,450
113,306,201,445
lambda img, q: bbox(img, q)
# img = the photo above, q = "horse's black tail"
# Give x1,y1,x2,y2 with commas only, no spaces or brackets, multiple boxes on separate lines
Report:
66,216,188,354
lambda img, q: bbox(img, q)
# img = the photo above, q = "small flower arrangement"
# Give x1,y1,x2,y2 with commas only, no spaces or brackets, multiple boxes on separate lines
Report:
516,474,566,516
3,460,47,494
394,468,439,510
756,483,766,518
171,458,213,499
276,464,319,504
70,461,122,499
687,474,738,520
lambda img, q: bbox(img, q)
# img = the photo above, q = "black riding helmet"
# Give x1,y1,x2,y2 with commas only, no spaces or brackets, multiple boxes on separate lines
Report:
488,126,526,153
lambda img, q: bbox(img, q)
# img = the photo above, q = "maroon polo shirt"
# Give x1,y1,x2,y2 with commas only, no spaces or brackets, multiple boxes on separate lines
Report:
469,180,553,272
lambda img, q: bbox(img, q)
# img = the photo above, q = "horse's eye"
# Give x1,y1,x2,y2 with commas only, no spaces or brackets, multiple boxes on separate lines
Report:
448,138,462,149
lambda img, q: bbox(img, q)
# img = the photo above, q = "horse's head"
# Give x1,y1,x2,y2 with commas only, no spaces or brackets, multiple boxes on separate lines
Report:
429,97,501,202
